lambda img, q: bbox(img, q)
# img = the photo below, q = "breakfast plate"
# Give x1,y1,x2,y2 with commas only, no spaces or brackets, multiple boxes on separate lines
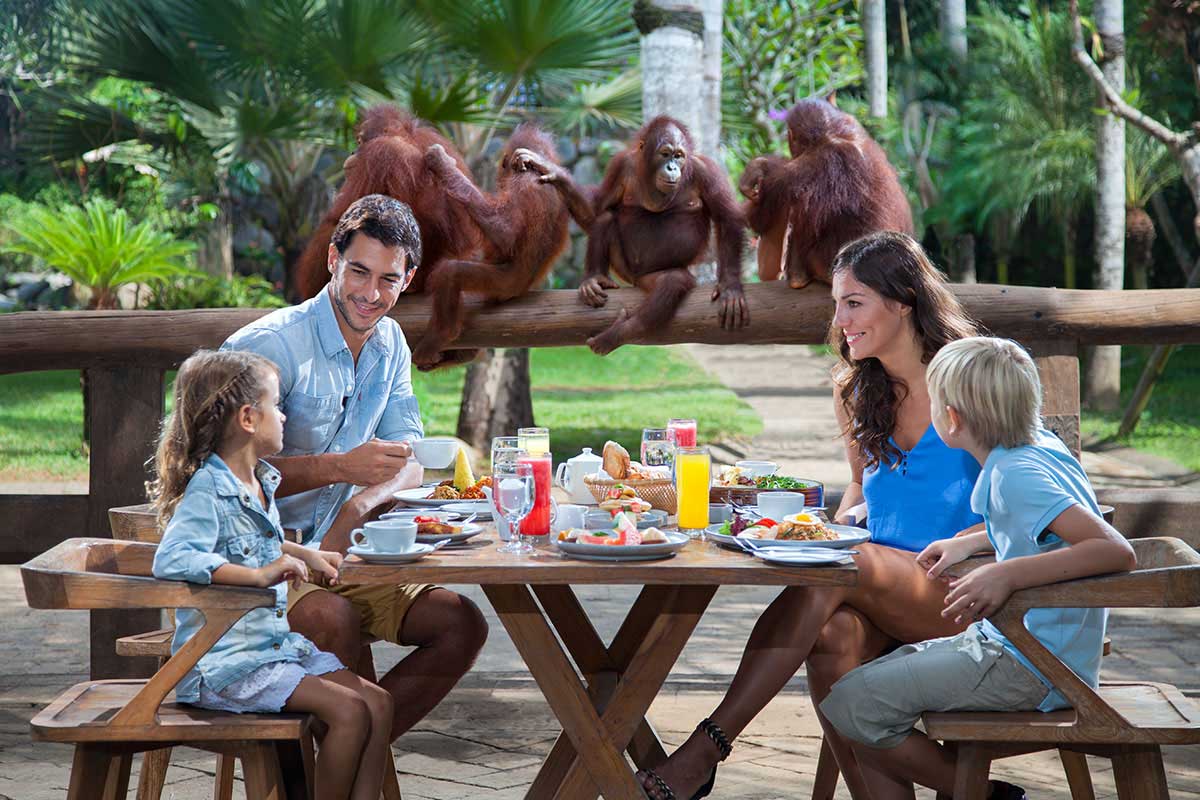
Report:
705,523,870,551
751,547,854,567
347,543,435,564
554,530,690,562
393,487,462,508
381,509,460,522
443,500,493,520
415,523,483,546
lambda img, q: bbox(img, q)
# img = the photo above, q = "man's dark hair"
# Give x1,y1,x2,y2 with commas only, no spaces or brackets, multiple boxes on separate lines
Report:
331,194,422,268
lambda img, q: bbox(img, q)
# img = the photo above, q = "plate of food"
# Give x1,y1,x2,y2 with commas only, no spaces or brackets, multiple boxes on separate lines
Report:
407,516,484,545
750,547,855,567
554,527,690,562
394,476,492,508
381,509,460,522
709,471,824,508
706,513,869,551
585,507,669,530
443,500,493,520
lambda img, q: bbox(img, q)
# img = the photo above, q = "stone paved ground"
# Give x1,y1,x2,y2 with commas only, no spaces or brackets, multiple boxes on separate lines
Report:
2,344,1198,798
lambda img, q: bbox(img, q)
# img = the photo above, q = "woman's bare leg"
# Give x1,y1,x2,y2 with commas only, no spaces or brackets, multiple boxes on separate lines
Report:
285,673,371,800
640,545,964,800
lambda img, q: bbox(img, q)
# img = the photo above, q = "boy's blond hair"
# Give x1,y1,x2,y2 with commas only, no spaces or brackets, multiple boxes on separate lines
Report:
926,336,1041,450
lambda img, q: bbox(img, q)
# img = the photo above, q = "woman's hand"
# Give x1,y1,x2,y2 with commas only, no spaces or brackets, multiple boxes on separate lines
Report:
942,562,1015,624
258,554,309,589
301,549,342,587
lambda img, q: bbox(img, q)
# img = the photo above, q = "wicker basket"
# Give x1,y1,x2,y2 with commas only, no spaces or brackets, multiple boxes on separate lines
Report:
584,475,677,514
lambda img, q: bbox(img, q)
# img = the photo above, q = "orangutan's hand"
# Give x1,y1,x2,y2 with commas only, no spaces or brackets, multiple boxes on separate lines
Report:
423,144,457,178
511,148,562,184
713,283,749,330
579,274,619,307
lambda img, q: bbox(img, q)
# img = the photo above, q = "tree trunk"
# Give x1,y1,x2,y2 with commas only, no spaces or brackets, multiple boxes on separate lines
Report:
637,0,706,136
864,0,888,118
940,0,967,63
457,350,504,449
698,0,723,161
194,200,234,279
1062,215,1078,289
1125,204,1155,290
1083,0,1126,412
455,348,535,451
952,233,977,284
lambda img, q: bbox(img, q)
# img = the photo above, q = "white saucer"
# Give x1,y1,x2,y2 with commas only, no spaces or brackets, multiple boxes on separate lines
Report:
347,543,434,563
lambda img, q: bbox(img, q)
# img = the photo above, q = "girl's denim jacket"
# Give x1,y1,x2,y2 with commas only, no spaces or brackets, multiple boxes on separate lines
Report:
152,454,316,704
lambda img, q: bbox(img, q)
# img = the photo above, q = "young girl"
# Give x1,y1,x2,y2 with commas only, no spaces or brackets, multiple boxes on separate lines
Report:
150,349,394,800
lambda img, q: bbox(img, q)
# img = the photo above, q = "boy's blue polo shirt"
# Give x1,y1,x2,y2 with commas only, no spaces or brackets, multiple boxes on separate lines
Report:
971,428,1106,711
223,288,424,545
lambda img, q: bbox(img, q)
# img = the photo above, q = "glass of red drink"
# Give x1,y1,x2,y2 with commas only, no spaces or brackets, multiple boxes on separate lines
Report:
667,418,698,448
517,452,554,544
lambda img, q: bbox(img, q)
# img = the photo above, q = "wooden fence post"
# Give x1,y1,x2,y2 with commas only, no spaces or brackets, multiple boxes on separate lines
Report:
1029,339,1082,458
85,366,164,679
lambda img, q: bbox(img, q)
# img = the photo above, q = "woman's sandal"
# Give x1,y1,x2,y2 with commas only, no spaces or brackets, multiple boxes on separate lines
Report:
641,717,732,800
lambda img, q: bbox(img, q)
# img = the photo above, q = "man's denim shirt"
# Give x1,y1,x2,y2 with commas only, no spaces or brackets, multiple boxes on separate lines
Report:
223,289,424,545
152,455,315,703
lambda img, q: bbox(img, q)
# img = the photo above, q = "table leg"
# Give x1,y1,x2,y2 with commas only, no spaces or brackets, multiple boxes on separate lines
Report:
482,584,646,800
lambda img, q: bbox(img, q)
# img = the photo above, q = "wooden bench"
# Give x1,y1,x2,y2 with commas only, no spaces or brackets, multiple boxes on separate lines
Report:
108,503,404,800
22,538,314,799
921,537,1200,800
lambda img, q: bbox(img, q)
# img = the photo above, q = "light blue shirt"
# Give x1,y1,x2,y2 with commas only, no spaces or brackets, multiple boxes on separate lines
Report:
972,428,1106,711
223,289,424,545
152,455,316,703
862,424,983,552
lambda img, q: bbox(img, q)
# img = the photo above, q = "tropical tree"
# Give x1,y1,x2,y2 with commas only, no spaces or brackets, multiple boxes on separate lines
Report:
1125,126,1181,289
0,196,195,308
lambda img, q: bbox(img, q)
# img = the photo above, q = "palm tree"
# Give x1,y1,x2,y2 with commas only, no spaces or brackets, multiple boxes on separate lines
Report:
938,4,1095,286
1125,127,1181,289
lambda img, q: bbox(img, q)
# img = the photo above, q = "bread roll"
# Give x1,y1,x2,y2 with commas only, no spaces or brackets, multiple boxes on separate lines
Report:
602,440,630,480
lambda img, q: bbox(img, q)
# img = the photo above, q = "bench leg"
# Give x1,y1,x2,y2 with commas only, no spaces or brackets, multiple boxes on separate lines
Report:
952,743,991,800
812,736,840,800
214,753,236,800
1059,749,1096,800
136,747,171,800
1111,745,1169,800
68,744,128,800
242,742,286,800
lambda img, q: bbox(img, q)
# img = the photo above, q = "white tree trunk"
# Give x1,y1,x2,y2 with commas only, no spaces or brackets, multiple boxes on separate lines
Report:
1084,0,1126,412
940,0,967,62
699,0,723,161
640,1,705,140
864,0,888,118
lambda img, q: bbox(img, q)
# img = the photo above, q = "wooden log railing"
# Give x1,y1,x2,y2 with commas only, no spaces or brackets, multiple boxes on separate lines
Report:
3,282,1200,680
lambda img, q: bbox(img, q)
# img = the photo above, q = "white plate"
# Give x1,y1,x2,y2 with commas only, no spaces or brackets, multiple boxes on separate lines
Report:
393,487,460,508
705,523,869,551
347,543,434,563
554,530,690,562
752,548,854,567
415,523,483,545
381,509,459,522
443,500,493,520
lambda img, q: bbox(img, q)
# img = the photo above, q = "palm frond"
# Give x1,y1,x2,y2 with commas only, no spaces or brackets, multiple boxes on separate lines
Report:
540,69,642,138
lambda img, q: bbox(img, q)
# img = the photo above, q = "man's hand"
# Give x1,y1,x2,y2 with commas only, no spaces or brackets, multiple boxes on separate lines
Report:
258,554,309,590
300,549,342,587
917,536,981,580
338,438,412,486
942,562,1015,625
579,274,618,307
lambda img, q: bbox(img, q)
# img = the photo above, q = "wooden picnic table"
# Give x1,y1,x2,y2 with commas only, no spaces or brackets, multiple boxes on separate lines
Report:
339,531,857,800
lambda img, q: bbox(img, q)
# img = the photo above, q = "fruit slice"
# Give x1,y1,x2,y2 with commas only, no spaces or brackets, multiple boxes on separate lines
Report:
453,447,475,490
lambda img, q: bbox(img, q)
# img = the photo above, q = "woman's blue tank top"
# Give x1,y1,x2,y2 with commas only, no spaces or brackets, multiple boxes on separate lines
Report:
861,424,982,552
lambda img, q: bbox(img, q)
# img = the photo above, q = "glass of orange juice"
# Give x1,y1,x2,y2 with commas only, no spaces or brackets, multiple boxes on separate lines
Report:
674,446,711,537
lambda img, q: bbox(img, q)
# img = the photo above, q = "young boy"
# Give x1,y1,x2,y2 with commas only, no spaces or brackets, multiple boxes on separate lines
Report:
819,336,1137,800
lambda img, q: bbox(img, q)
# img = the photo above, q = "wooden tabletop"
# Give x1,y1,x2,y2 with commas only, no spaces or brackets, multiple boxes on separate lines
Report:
339,535,857,587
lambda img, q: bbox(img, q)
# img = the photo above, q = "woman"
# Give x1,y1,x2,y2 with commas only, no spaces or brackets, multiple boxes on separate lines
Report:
641,231,983,800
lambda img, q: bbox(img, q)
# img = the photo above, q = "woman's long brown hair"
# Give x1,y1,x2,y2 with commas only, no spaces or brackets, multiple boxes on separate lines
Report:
828,232,979,470
146,350,277,528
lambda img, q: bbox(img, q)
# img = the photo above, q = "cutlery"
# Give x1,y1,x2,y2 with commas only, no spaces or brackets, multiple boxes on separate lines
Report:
459,512,478,526
430,538,453,551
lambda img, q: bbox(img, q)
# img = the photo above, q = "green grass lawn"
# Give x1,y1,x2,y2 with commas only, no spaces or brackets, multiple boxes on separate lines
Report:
0,346,761,482
1081,344,1200,472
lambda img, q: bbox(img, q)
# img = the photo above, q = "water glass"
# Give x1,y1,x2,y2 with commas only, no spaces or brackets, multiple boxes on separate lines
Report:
517,426,550,457
667,418,698,448
490,437,523,541
495,462,535,554
640,427,674,469
675,445,711,537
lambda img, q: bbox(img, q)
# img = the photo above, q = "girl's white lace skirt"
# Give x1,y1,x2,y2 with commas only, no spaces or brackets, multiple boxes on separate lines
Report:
197,650,345,713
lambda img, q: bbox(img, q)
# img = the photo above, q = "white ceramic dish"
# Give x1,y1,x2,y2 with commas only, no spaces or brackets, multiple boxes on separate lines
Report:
554,530,690,562
751,548,854,567
411,437,460,469
443,500,493,520
735,460,779,478
415,523,483,546
381,510,459,522
705,523,870,551
393,486,461,508
347,543,434,564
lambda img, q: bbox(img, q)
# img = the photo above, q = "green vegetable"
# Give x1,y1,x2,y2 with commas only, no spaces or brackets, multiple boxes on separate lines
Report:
755,475,811,489
719,520,732,536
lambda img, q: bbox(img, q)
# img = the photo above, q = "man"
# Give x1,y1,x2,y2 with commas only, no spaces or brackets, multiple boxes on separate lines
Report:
224,194,487,740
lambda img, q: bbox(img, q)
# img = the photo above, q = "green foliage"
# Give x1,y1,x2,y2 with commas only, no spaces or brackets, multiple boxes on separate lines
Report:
1125,124,1181,210
0,196,196,308
540,70,642,139
146,273,287,310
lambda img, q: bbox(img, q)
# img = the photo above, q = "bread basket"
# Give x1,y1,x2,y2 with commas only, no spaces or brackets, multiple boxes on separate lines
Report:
583,475,677,514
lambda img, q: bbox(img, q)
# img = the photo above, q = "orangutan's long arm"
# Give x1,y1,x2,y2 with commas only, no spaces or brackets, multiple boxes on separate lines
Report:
424,144,520,257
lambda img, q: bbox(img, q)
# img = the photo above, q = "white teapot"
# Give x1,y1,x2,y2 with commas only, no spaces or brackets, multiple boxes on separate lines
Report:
555,447,603,505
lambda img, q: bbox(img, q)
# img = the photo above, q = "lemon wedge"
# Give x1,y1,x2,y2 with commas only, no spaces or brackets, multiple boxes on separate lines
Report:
453,447,475,490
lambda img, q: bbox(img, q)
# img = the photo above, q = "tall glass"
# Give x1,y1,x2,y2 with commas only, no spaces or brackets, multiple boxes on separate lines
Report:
517,426,550,457
490,437,523,542
518,452,554,542
668,418,698,448
640,428,674,469
675,446,711,537
495,462,535,554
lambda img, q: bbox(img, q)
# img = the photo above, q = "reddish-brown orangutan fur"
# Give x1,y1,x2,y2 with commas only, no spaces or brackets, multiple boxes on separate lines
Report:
578,116,747,355
292,105,482,300
410,124,571,370
741,97,913,288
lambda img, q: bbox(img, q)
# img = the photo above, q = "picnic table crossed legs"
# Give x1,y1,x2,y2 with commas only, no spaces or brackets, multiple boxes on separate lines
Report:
340,536,857,799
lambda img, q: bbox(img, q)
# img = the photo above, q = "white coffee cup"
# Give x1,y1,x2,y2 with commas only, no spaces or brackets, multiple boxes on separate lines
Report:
757,491,808,520
352,519,417,553
554,504,587,533
410,437,460,469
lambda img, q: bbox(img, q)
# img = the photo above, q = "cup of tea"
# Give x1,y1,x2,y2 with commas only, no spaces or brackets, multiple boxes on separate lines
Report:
352,519,417,553
757,492,808,520
411,437,460,469
553,504,588,533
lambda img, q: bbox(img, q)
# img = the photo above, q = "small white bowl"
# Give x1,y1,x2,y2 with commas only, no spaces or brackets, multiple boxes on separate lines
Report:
411,437,460,469
735,460,779,479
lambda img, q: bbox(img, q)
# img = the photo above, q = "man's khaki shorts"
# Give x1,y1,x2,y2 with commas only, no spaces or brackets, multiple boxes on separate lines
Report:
820,625,1049,749
288,580,435,645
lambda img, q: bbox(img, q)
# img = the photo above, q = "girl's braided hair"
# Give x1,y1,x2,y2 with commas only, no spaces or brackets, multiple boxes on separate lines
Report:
147,349,278,527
